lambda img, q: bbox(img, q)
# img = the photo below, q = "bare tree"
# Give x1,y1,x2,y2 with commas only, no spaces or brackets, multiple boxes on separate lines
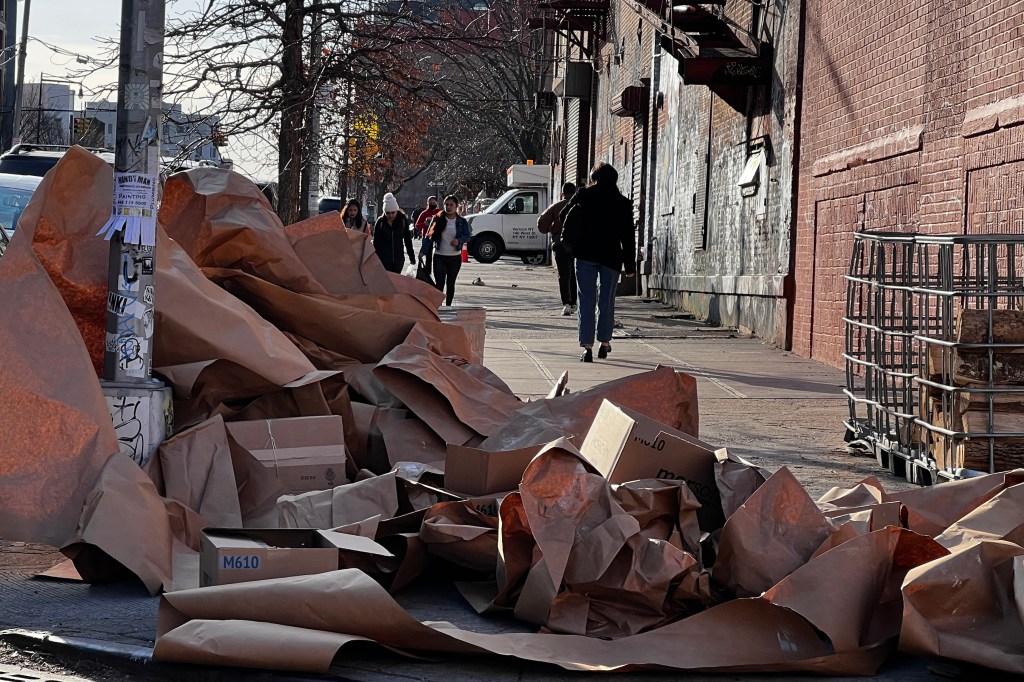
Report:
71,0,550,222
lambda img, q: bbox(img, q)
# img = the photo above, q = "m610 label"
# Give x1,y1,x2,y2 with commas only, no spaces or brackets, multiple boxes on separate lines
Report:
221,555,261,570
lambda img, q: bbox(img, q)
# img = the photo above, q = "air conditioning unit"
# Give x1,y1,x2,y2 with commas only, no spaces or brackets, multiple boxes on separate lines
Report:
611,85,649,117
552,62,592,101
535,91,557,109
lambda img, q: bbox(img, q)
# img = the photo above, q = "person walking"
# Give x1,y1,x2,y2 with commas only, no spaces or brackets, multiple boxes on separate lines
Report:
372,192,416,273
559,163,635,363
537,181,577,316
414,195,440,239
342,198,372,236
423,195,472,306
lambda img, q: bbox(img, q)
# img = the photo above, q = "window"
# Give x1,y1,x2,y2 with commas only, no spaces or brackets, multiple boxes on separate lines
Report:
497,192,538,215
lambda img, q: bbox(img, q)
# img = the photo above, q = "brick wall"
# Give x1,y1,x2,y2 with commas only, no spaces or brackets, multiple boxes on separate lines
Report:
795,0,1024,367
641,0,803,345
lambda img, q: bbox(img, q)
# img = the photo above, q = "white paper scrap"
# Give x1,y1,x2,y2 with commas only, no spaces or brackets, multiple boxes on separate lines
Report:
97,173,158,246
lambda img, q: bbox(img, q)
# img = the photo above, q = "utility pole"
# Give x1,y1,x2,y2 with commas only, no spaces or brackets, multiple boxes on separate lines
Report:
1,0,16,150
98,0,172,469
10,0,29,145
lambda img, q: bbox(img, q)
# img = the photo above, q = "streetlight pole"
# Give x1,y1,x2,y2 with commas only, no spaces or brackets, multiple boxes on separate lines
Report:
99,0,171,469
10,0,29,145
1,0,17,150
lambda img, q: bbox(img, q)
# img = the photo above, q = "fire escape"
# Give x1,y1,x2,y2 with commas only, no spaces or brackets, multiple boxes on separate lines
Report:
530,0,610,183
640,1,771,108
528,0,609,56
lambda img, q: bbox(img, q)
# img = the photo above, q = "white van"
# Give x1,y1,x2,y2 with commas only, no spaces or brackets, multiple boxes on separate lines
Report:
465,164,550,265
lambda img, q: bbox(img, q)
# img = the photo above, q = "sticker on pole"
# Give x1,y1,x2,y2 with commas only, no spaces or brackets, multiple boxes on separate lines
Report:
97,173,158,246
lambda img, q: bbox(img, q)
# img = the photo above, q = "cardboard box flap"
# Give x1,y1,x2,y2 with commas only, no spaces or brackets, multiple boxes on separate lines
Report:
318,530,394,557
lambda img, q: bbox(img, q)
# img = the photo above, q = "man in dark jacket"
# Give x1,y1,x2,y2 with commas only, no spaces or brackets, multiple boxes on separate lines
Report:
558,163,635,363
537,181,577,315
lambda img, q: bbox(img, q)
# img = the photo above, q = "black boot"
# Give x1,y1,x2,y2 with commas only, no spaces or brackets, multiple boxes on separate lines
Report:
598,343,611,359
580,348,593,363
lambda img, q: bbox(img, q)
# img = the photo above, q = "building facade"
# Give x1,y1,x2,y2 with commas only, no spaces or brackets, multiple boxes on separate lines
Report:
540,0,1024,368
538,0,802,347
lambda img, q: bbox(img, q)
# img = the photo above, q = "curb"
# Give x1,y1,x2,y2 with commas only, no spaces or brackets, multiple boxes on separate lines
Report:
0,629,345,681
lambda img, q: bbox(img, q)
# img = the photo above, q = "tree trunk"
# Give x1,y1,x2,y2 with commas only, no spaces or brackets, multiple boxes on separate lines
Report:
277,0,305,226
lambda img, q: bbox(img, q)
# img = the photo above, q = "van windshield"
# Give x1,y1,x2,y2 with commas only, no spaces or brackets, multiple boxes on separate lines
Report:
483,189,520,214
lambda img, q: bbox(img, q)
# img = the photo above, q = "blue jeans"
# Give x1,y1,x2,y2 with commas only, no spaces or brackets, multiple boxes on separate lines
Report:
575,258,617,347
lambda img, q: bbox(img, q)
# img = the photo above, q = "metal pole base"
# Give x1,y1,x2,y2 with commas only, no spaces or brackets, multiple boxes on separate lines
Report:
100,379,173,469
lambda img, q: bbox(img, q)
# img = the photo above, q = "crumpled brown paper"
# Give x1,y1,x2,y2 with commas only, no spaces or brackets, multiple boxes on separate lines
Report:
154,229,328,424
62,455,175,594
374,343,522,443
160,169,327,296
713,467,834,598
901,538,1024,673
156,415,242,528
153,518,949,678
13,146,112,373
278,472,402,529
0,149,119,545
479,366,699,451
480,440,707,637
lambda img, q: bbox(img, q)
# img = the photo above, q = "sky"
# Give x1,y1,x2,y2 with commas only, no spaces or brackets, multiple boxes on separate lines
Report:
22,0,268,176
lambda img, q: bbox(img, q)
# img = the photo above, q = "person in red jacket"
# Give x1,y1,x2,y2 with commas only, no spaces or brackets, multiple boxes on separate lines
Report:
413,195,440,239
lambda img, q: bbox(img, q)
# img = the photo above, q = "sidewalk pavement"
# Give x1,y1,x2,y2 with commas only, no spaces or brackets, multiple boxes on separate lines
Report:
0,257,934,681
468,258,913,500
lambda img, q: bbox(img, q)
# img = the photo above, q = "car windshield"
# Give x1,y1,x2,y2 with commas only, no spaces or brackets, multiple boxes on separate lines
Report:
0,185,36,234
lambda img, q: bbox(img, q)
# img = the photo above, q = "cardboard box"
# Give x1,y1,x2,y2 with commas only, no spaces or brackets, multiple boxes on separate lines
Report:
444,443,544,496
200,528,392,587
226,416,348,493
580,400,723,529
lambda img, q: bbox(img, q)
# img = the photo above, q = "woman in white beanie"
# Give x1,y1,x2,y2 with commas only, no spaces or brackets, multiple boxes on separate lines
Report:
372,192,416,273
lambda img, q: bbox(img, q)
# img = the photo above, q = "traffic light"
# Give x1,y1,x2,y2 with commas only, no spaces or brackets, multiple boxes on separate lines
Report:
73,117,89,140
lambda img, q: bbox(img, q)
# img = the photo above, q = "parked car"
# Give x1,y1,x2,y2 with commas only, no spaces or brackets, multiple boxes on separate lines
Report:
0,144,114,177
317,196,342,214
0,172,42,257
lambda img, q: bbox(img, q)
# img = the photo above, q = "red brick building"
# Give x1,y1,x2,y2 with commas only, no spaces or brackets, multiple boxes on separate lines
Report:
794,0,1024,367
539,0,1024,367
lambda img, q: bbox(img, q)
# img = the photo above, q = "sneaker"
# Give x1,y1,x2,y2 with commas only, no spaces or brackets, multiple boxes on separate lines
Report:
598,343,611,359
570,305,577,314
580,348,593,363
561,304,573,316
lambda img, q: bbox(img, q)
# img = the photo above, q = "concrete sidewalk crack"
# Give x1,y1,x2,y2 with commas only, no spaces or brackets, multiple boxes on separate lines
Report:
512,339,556,384
634,340,748,398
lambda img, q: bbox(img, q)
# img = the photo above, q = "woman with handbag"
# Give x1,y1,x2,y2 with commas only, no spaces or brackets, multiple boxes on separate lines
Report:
559,162,636,363
423,195,472,306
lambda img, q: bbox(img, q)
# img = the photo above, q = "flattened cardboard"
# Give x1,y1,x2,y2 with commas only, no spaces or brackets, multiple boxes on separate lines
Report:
580,400,723,529
444,444,544,496
200,528,391,587
225,416,348,493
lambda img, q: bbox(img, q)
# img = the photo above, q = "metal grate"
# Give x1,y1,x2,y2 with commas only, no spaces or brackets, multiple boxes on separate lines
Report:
844,231,1024,483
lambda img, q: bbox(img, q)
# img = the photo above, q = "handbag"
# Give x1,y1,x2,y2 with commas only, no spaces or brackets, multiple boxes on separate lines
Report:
415,253,435,286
